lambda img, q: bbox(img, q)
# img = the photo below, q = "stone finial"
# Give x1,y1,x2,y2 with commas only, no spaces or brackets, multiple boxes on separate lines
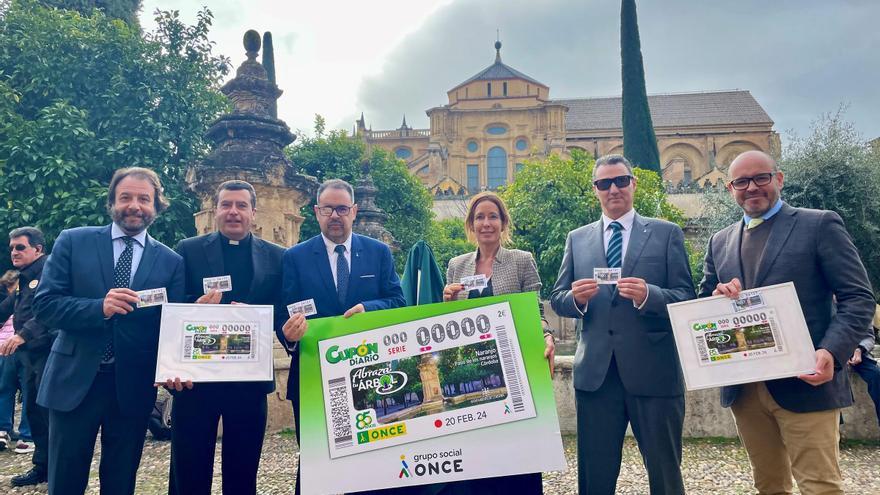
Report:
244,30,261,61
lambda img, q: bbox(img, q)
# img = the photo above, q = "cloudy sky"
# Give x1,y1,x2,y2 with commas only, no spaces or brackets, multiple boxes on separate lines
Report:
141,0,879,142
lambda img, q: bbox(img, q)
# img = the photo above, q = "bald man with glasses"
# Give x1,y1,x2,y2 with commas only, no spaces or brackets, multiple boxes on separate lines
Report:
700,150,874,494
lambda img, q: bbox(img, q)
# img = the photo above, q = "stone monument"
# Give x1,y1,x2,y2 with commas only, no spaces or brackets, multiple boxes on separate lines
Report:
186,30,318,247
352,161,396,248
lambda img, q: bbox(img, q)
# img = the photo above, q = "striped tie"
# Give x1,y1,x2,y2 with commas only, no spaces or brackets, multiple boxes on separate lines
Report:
606,221,623,269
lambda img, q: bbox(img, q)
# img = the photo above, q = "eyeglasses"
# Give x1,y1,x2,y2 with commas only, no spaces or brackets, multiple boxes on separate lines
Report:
728,173,775,190
316,205,352,217
593,175,633,191
10,244,28,252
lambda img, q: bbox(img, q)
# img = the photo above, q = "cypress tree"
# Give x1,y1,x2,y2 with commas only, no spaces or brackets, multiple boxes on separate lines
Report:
621,0,661,172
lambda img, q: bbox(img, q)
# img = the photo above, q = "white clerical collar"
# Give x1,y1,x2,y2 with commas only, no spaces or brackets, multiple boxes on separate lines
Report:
601,209,636,232
322,233,352,255
111,222,147,247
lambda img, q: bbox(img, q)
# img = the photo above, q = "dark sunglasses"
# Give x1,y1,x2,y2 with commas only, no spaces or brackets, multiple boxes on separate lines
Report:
316,205,352,217
10,244,28,252
593,175,633,191
728,172,775,191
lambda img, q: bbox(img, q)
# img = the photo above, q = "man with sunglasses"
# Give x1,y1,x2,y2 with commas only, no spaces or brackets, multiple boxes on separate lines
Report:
700,150,874,494
551,154,694,495
278,178,405,494
0,227,54,487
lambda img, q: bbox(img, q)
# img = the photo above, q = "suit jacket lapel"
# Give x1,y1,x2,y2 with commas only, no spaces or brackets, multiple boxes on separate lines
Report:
725,222,746,285
247,236,266,303
311,236,338,308
95,226,114,290
588,221,607,269
131,235,159,290
755,206,797,287
203,232,224,278
622,215,651,278
346,235,365,308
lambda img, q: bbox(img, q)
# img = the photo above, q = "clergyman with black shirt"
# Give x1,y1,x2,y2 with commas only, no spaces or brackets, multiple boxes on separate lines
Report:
169,180,285,495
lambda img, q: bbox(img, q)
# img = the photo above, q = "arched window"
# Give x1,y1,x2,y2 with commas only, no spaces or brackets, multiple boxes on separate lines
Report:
487,147,507,190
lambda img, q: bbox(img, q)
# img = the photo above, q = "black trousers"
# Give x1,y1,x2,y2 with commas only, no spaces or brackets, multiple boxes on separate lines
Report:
170,383,268,495
575,357,685,495
48,371,151,495
18,349,49,474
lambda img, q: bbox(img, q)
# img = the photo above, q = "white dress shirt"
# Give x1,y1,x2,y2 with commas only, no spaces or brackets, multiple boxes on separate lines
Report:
110,223,147,286
322,233,352,289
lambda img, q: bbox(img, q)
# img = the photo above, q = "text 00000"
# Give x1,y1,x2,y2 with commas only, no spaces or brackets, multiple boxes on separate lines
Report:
221,324,252,332
415,314,491,347
732,313,767,327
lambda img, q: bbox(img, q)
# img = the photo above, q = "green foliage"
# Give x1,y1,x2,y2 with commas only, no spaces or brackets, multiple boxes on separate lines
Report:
425,217,471,280
36,0,142,26
620,0,660,172
779,110,880,296
0,1,229,272
287,124,434,272
501,149,683,296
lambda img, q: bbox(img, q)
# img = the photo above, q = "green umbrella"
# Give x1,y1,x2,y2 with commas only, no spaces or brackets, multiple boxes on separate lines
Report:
400,240,444,306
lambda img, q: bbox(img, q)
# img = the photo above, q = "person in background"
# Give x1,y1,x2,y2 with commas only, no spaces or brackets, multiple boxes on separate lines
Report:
848,305,880,428
0,227,54,487
0,269,31,454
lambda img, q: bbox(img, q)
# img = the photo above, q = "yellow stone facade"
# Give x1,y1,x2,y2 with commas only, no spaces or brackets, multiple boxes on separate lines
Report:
360,42,778,193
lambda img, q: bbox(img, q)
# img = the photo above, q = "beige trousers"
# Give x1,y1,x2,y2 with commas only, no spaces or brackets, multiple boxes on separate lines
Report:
730,382,842,495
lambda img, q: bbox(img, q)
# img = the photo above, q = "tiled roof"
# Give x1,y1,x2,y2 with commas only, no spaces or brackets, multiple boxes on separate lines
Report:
452,60,546,90
553,90,773,131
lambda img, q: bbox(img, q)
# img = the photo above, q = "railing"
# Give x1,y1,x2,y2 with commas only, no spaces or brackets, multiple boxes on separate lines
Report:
366,128,430,139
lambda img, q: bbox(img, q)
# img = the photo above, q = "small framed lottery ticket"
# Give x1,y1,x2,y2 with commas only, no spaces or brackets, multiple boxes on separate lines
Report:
155,303,274,383
667,282,816,390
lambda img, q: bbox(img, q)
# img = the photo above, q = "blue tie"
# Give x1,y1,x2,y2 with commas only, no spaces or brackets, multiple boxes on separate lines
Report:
606,221,623,269
104,236,134,363
335,244,349,306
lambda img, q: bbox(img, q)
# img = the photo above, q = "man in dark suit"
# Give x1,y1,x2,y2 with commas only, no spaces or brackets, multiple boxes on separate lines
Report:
33,167,185,495
168,180,285,495
550,154,694,495
279,178,405,494
700,150,875,495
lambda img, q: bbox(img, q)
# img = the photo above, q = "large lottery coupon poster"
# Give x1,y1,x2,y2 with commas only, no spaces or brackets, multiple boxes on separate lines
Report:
298,293,567,494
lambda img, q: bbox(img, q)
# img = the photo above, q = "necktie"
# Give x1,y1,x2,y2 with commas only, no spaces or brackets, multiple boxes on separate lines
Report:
747,217,764,230
335,244,349,306
606,221,623,269
104,236,133,363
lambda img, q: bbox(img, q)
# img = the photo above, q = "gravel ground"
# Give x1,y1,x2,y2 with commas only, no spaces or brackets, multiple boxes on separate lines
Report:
1,430,878,494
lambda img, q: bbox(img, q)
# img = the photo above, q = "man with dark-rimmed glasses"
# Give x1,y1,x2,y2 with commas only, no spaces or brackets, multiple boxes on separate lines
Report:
278,178,405,494
699,150,874,494
551,154,694,494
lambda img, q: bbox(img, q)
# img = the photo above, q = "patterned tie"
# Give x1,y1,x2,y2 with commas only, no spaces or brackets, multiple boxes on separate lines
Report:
747,217,764,230
104,236,134,363
335,244,350,307
606,221,623,269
